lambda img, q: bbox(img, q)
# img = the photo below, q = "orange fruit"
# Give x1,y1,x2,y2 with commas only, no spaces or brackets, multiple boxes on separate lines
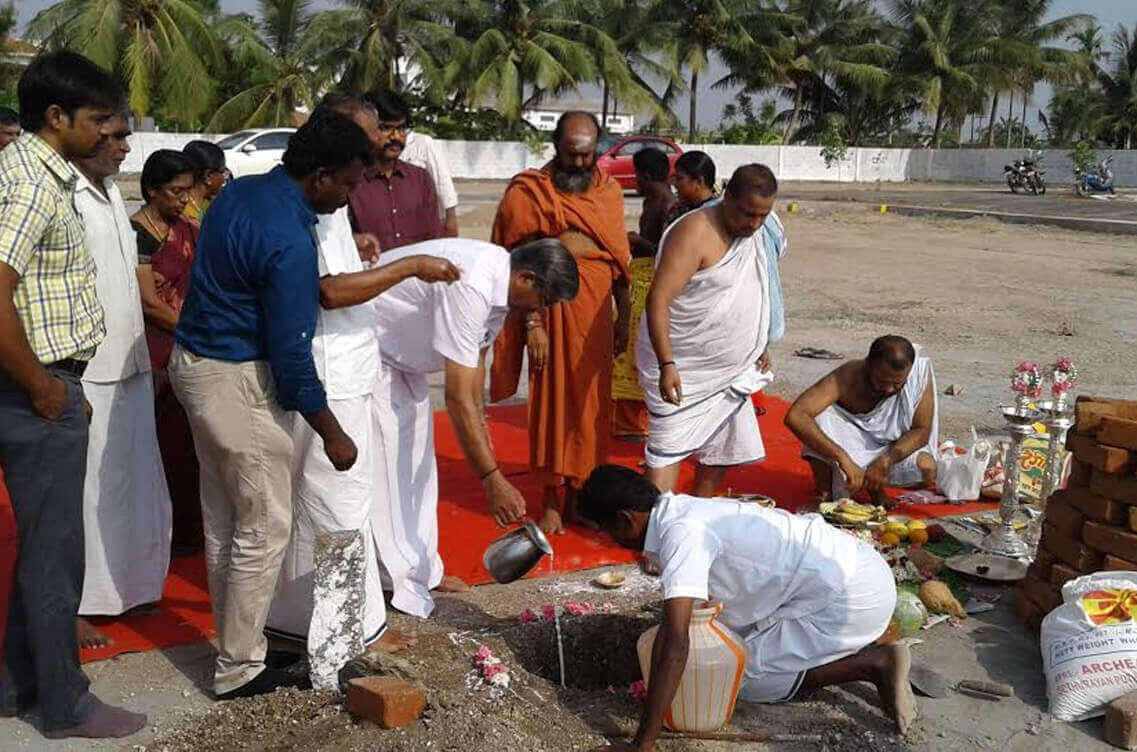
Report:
908,529,929,545
880,532,901,547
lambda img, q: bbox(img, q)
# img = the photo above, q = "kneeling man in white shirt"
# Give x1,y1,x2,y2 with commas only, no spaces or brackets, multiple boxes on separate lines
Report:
579,465,916,752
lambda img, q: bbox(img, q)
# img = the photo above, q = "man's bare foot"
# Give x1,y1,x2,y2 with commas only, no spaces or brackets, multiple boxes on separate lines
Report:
76,618,113,649
435,574,470,593
640,557,661,576
368,629,418,654
870,643,917,734
539,506,564,535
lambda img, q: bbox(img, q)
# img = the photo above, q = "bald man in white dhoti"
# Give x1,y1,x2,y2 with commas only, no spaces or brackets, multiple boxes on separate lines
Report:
370,237,579,618
785,335,938,507
638,164,780,497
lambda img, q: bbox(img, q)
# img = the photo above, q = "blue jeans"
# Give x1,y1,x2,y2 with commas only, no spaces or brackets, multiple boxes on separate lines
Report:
0,370,93,731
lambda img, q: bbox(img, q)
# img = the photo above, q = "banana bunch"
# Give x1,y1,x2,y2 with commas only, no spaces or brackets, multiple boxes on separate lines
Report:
820,499,887,525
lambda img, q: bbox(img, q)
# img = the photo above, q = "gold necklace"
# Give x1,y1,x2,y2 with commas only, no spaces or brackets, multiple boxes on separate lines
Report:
140,207,168,242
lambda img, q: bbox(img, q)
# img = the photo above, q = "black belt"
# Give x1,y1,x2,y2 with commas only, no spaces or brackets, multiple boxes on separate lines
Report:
47,358,87,378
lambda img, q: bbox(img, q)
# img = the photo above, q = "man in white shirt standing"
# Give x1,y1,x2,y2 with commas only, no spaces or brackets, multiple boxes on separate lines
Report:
371,236,579,618
266,94,460,661
579,465,916,752
72,111,172,648
402,128,459,237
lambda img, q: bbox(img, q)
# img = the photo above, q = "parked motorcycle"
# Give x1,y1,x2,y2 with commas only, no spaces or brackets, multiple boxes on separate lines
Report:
1004,151,1046,195
1075,155,1115,197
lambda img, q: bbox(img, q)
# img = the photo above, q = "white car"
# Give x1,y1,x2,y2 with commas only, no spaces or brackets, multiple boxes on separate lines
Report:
215,128,295,178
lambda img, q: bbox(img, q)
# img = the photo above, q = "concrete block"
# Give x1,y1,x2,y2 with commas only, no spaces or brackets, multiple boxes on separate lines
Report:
1093,471,1137,505
1105,690,1137,750
1083,521,1137,562
309,530,366,691
1067,434,1137,475
1044,494,1086,538
1100,417,1137,452
1076,396,1137,436
1063,486,1128,525
1106,555,1137,572
346,676,427,729
1043,523,1105,572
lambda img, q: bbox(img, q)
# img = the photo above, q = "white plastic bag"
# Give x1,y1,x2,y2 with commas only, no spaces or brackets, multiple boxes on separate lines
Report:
1041,572,1137,721
935,439,990,501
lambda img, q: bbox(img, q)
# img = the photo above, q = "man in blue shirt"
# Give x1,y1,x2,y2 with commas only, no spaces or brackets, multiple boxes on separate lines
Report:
169,110,371,700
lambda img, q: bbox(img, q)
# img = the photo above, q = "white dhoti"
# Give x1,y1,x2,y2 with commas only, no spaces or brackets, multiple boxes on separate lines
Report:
739,544,895,703
266,394,386,646
79,372,172,615
638,222,772,469
370,366,443,618
803,353,939,497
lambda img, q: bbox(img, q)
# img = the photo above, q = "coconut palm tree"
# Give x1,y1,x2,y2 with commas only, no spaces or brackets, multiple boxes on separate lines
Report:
890,0,988,148
720,0,893,144
1099,23,1137,149
452,0,651,125
665,0,749,141
980,0,1091,148
582,0,682,130
206,0,338,131
28,0,220,127
310,0,467,98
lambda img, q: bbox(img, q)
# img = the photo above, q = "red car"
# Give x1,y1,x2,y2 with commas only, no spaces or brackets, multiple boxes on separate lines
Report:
596,135,683,190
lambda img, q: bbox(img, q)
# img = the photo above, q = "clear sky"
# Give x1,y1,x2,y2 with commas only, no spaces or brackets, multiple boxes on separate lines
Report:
15,0,1137,131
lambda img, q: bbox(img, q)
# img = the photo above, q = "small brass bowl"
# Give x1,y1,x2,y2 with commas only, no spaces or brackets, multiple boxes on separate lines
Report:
593,570,627,589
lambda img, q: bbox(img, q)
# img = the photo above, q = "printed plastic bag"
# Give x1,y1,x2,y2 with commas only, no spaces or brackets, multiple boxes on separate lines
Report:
1042,572,1137,722
935,439,990,501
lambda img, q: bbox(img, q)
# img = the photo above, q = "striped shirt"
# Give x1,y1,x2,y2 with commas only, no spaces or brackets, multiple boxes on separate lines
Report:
0,133,105,363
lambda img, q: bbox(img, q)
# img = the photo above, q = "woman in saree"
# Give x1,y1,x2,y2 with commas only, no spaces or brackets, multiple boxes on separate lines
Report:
132,150,203,555
181,140,228,226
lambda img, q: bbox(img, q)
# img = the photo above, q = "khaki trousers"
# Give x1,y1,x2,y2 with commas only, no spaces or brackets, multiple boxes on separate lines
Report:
168,345,293,694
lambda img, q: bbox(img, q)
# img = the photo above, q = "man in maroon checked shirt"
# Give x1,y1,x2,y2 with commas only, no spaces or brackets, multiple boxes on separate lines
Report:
349,89,442,251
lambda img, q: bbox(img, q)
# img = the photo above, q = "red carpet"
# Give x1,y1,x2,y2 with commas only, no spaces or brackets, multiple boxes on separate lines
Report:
0,395,995,664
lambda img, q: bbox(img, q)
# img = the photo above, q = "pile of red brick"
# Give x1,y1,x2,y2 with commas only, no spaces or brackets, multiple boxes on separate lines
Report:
1015,396,1137,633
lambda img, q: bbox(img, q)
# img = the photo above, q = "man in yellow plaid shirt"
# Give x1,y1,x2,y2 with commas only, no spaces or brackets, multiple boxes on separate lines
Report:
0,51,146,740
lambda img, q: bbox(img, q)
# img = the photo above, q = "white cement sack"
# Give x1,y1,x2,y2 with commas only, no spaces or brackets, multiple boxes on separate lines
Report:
1041,571,1137,722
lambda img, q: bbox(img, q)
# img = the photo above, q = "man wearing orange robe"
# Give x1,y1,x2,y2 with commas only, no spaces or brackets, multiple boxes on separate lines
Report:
490,111,631,535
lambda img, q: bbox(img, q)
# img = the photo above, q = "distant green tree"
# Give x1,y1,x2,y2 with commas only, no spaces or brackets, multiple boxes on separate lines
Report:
207,0,339,130
716,94,781,144
0,1,17,106
28,0,221,127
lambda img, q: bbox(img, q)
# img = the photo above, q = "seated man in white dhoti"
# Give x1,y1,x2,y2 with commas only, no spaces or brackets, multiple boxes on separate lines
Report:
638,164,779,496
73,111,172,649
372,236,579,618
785,335,937,508
579,465,916,752
265,94,461,662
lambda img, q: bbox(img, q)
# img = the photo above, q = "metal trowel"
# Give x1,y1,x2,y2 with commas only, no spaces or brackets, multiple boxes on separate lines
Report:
909,659,1014,700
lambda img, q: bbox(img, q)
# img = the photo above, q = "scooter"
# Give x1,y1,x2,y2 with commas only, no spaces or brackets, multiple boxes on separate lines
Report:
1075,155,1115,197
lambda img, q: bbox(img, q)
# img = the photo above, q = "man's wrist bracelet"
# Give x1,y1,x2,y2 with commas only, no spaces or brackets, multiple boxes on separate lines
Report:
480,466,499,481
659,360,675,369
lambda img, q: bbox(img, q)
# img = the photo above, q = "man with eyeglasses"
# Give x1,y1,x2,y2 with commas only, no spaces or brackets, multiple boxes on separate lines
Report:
367,236,579,618
348,90,442,252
